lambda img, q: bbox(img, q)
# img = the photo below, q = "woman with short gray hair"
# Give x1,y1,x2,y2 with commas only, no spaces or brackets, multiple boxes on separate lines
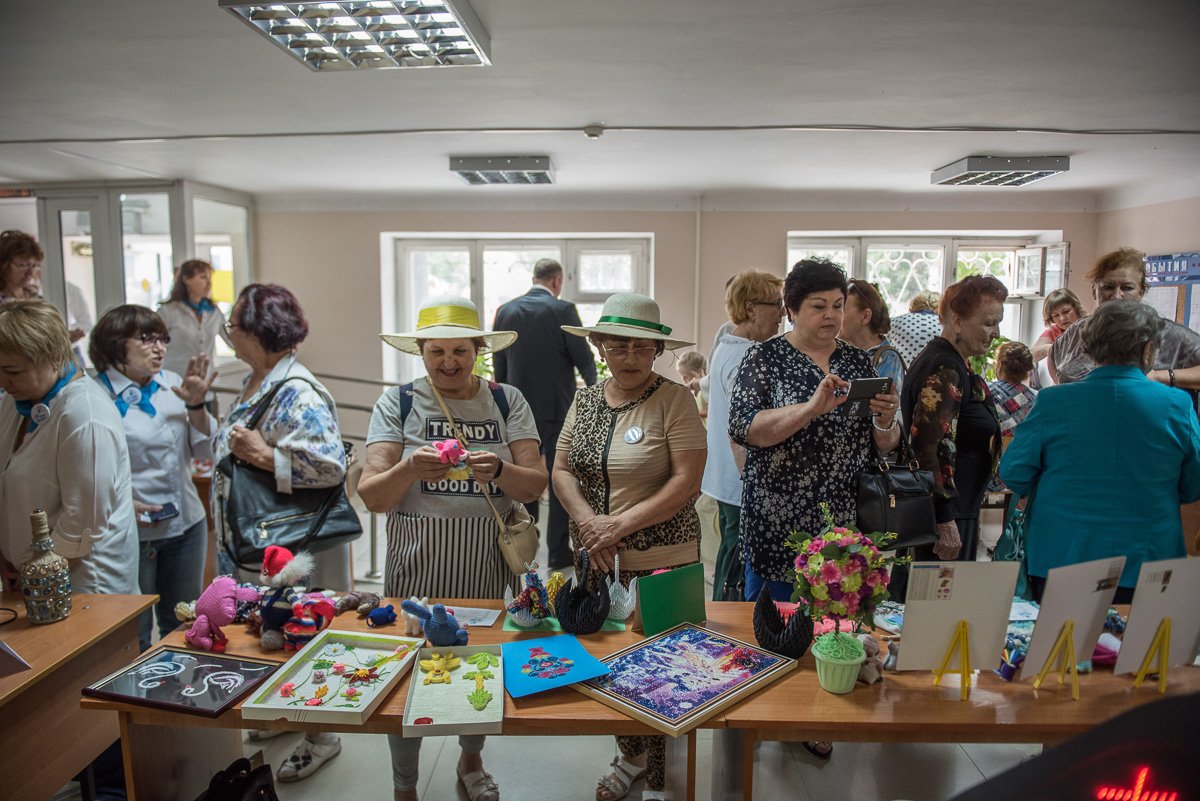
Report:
1001,300,1200,603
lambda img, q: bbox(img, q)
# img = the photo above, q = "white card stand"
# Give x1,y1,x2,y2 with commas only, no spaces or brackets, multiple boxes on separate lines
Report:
1113,556,1200,694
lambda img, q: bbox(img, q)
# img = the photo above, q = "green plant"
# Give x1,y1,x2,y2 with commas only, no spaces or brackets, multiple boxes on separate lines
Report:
474,351,494,379
968,336,1010,381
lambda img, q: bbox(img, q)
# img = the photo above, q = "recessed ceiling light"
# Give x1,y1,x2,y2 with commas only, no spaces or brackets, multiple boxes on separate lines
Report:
450,156,554,185
220,0,490,71
932,156,1070,187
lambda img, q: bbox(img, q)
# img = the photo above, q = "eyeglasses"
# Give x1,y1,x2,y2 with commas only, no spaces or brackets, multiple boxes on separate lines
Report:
137,333,170,347
223,321,238,334
603,344,658,360
1096,282,1141,295
753,300,784,311
9,261,41,274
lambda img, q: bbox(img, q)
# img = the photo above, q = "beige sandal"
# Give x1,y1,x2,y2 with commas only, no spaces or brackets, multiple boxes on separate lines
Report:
457,766,499,801
596,755,647,801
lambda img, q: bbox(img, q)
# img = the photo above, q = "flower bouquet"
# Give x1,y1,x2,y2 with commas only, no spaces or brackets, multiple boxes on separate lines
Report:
786,504,903,693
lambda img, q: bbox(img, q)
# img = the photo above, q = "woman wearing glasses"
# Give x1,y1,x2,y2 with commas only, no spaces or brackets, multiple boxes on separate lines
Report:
555,293,707,801
0,229,43,303
89,305,217,650
1050,248,1200,394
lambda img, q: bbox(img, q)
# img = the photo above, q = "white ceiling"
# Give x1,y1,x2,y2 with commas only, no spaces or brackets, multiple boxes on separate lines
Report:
3,0,1199,212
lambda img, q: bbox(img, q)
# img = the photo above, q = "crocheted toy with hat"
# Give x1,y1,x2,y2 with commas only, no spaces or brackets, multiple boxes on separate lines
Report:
257,545,315,651
400,599,469,646
185,576,260,652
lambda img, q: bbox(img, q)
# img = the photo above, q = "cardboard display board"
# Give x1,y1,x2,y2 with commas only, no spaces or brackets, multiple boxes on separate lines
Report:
1019,556,1124,683
402,645,504,737
500,634,610,698
631,562,707,636
895,562,1018,672
1114,556,1200,676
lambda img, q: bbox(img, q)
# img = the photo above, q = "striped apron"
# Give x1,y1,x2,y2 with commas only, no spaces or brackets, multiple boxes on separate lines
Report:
384,512,512,600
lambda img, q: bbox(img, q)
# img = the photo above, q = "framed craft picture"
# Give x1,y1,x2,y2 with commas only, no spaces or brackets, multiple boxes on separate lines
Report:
242,630,423,725
82,646,277,718
574,623,795,737
403,644,504,737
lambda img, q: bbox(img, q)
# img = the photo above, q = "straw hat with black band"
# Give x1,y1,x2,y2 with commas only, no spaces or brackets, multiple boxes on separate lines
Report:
380,296,517,355
561,292,693,350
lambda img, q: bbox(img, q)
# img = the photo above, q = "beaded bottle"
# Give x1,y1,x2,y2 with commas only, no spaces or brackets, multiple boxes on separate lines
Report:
20,509,72,624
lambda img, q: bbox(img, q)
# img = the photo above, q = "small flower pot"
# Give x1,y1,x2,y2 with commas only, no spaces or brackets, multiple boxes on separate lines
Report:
811,633,866,694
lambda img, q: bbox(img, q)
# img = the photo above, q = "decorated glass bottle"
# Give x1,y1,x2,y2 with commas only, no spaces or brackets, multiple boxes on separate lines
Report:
20,509,72,624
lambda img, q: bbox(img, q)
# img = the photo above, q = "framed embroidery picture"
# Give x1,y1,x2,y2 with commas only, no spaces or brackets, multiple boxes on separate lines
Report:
574,623,796,736
241,630,423,725
82,646,278,718
402,644,504,736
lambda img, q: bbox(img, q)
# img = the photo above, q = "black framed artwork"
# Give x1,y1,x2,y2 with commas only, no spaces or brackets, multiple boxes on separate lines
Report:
82,646,279,718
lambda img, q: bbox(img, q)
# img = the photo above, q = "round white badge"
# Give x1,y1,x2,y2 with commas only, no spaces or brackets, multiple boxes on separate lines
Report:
120,386,142,405
623,426,644,445
31,403,51,426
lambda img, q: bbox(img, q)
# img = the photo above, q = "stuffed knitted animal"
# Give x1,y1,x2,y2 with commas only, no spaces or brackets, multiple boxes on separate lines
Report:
367,604,397,628
281,596,336,651
400,599,469,646
401,596,429,636
185,576,260,652
434,438,465,465
334,590,382,617
257,546,315,651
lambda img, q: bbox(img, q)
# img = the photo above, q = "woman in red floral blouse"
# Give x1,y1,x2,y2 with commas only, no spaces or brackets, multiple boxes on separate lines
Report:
900,276,1006,565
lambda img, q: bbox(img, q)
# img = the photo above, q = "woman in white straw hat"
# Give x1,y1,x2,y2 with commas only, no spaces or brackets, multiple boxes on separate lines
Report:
359,295,547,801
555,292,707,801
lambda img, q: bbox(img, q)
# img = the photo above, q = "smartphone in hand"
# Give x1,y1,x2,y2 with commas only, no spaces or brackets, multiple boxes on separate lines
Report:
841,377,893,417
143,502,180,523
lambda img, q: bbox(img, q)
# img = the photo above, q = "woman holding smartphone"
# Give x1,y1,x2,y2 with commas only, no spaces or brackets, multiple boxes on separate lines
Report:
90,305,217,651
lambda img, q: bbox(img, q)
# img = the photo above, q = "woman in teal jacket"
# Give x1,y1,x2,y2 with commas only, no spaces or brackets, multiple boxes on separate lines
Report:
1000,300,1200,602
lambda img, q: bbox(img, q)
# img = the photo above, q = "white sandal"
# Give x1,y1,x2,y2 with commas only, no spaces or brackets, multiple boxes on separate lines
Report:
597,755,647,801
457,767,499,801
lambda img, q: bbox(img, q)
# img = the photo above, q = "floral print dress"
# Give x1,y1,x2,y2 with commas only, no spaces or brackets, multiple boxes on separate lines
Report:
901,337,1000,524
728,336,876,582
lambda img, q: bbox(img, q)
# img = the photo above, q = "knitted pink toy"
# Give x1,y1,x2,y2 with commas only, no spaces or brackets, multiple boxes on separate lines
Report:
185,576,260,652
434,439,465,465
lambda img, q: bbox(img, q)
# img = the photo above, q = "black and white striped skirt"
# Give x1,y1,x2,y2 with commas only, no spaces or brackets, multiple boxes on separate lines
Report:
384,512,512,600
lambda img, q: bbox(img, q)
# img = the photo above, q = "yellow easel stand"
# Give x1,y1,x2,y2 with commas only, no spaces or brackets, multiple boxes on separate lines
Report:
1031,620,1080,701
1132,617,1171,695
932,620,972,700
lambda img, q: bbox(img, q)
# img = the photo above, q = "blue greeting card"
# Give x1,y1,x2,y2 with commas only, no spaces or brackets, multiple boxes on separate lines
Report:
500,634,611,698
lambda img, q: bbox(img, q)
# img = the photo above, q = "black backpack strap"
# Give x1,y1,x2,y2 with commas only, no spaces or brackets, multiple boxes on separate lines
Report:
487,380,510,422
396,382,415,424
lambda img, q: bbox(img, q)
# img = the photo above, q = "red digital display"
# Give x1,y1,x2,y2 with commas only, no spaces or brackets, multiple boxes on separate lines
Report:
1096,767,1179,801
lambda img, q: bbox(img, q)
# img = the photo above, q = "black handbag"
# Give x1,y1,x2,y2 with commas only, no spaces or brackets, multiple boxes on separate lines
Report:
216,377,362,572
856,427,937,550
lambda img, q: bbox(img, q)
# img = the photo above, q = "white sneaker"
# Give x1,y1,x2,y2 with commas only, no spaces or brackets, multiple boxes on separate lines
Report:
277,737,341,782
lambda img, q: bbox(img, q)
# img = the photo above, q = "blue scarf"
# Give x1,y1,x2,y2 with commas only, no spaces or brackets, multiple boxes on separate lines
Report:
15,363,77,432
185,297,214,316
98,371,160,418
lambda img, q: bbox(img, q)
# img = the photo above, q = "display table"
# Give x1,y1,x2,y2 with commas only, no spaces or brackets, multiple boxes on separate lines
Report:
1,591,154,800
711,630,1200,801
78,600,1200,801
80,598,701,801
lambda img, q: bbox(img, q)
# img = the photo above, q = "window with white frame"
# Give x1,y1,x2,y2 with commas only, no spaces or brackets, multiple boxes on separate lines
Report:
389,236,650,381
786,235,1066,347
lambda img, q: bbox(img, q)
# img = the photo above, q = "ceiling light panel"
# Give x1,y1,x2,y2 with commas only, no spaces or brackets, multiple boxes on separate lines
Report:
450,156,555,185
220,0,490,71
931,156,1070,187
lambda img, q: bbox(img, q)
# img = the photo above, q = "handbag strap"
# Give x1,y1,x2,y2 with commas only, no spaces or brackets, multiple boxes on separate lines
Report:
868,419,918,470
244,375,327,432
428,380,509,531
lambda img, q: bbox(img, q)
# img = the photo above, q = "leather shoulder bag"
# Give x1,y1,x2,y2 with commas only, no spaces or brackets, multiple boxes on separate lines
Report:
856,426,937,550
429,381,539,576
216,377,363,571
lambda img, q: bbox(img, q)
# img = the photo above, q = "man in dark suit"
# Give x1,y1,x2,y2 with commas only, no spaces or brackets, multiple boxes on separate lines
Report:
493,258,598,570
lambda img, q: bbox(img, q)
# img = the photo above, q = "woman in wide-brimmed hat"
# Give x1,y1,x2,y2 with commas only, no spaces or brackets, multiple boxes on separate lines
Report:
359,295,546,801
554,292,707,801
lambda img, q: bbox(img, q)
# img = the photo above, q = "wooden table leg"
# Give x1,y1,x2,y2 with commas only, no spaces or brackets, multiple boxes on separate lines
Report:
710,728,755,801
120,714,242,801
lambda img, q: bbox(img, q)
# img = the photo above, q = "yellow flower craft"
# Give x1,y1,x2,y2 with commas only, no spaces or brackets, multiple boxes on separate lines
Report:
419,652,461,685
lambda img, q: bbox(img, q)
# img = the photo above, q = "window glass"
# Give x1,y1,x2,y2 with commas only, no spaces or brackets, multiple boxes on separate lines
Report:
786,247,853,272
956,250,1014,288
121,192,173,309
866,246,945,317
578,251,633,293
482,245,561,329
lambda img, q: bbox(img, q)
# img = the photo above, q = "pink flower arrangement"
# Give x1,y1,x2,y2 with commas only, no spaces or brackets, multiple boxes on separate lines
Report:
785,503,903,630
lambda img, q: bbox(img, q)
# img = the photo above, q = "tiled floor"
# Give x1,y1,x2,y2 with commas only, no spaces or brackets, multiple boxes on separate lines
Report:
57,498,1038,801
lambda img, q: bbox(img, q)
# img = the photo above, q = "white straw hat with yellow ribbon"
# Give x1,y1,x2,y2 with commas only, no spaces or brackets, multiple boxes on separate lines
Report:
380,296,517,355
562,292,693,350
